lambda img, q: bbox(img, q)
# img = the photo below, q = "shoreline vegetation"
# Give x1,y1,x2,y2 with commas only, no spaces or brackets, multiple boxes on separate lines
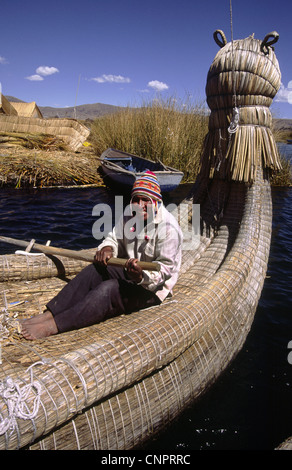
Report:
0,98,291,189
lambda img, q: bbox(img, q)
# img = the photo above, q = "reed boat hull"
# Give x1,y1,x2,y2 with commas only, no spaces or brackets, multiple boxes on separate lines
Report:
0,170,272,450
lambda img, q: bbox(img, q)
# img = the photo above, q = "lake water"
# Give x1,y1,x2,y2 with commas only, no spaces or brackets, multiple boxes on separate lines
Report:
0,145,291,450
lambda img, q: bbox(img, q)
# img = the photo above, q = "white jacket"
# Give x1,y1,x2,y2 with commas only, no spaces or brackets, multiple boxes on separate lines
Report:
97,204,182,301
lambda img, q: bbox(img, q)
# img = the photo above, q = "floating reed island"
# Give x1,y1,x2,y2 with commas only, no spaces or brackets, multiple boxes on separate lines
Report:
0,116,105,188
0,141,105,188
0,30,288,450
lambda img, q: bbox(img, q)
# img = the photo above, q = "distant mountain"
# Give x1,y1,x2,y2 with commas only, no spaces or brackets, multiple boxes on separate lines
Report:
5,96,292,128
5,96,26,103
273,118,292,131
39,102,124,120
5,96,124,120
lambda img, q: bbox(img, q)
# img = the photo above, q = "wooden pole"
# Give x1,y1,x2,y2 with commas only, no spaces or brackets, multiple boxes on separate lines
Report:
0,236,161,272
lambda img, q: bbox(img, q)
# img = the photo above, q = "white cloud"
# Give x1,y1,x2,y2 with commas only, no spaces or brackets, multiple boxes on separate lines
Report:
36,66,59,76
147,80,169,92
0,56,8,64
25,65,59,82
25,74,44,81
91,74,131,84
275,82,292,104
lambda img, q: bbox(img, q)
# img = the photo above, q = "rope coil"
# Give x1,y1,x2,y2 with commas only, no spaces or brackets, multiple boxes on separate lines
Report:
228,107,240,134
0,365,42,436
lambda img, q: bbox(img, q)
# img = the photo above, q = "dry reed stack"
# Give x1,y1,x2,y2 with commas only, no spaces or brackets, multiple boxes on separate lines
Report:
202,30,282,182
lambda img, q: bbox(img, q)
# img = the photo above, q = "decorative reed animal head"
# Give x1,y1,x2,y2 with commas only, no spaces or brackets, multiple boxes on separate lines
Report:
201,30,282,183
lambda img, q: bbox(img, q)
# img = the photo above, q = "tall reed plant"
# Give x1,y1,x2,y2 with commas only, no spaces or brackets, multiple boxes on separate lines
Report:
90,96,209,182
270,152,292,186
90,96,291,186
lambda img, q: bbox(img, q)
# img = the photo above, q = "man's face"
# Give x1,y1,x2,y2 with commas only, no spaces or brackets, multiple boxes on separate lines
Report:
131,195,154,221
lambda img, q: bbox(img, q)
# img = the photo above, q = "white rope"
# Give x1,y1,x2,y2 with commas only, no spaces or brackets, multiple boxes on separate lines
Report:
0,348,92,440
0,292,9,366
0,364,42,436
15,240,51,257
228,106,240,134
15,250,45,257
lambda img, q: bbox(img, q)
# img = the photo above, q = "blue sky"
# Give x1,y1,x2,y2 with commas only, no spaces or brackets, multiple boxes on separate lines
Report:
1,0,292,118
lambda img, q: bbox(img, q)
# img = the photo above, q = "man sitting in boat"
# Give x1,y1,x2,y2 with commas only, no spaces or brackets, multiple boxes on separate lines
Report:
21,171,183,340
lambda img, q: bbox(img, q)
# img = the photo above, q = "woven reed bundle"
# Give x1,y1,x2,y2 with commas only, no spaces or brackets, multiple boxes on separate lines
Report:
0,115,89,151
202,31,282,182
0,249,95,282
275,436,292,450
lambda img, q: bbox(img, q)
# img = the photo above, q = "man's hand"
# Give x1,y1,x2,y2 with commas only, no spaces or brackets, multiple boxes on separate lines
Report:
94,246,113,267
125,258,143,283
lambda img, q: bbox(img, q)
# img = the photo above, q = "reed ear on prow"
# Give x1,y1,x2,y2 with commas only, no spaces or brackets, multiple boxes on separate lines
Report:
261,31,279,54
213,29,227,48
203,31,282,183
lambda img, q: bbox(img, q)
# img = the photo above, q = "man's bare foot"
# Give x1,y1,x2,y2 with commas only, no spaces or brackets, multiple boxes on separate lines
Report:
19,309,52,326
21,312,58,340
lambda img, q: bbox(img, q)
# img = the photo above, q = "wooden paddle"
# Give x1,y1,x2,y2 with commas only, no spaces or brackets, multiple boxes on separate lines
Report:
0,236,161,272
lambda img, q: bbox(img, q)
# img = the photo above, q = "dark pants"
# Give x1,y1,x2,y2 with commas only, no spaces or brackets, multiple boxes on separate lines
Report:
46,264,160,333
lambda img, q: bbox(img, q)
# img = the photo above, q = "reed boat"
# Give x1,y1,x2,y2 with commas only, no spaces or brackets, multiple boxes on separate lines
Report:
99,147,184,192
0,30,282,450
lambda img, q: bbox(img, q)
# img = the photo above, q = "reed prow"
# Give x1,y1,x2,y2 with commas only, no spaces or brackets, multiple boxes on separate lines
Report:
201,29,281,183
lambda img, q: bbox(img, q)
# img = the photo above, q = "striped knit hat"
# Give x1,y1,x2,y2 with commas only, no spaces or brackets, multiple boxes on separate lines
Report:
131,171,162,202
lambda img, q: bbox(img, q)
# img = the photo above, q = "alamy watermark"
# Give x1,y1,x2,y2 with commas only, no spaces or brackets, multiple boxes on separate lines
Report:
92,196,200,251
